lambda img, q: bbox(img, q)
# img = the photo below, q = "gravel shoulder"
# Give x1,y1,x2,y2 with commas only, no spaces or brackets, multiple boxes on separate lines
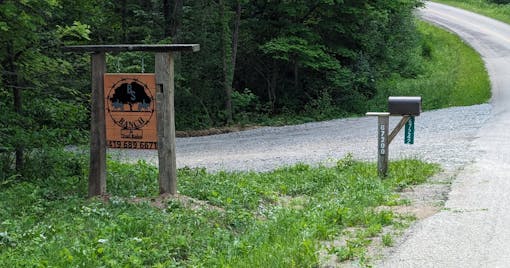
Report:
109,104,491,174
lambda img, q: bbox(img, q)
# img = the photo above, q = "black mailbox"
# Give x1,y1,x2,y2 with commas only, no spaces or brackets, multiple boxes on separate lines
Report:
388,96,421,116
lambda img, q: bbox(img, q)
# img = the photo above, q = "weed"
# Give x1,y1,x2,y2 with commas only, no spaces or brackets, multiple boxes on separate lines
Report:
0,151,439,267
382,233,394,247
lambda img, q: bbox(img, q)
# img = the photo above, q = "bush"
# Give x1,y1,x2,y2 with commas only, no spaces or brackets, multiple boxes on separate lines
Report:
488,0,510,4
0,147,87,194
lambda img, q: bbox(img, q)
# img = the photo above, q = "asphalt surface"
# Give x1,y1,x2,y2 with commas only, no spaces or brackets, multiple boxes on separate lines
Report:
379,2,510,267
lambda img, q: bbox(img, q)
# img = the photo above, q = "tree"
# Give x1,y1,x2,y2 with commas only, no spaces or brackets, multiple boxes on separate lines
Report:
0,0,90,176
232,0,422,114
163,0,183,40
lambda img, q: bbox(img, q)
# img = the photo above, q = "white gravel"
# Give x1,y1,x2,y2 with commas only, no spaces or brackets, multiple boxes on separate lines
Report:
109,104,491,173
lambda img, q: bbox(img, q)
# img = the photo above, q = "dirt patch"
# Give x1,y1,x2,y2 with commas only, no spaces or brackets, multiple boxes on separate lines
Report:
394,205,439,220
363,170,456,265
101,193,225,212
276,195,309,210
318,169,455,267
176,125,259,137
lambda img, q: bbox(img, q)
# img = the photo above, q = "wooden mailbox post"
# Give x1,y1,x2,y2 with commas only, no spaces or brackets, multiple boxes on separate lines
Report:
64,44,200,197
366,96,421,178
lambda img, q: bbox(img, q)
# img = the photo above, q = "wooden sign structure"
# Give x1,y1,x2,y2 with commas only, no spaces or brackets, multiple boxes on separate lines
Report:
63,44,200,197
104,74,158,150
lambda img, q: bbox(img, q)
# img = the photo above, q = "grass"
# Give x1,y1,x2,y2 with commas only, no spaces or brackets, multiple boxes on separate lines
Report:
0,149,440,267
433,0,510,25
382,233,394,247
368,20,491,112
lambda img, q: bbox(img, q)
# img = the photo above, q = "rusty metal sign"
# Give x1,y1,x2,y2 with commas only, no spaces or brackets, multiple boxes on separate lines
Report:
104,74,157,149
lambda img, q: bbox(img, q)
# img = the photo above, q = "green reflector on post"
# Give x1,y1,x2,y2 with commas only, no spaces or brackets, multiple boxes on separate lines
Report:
405,116,415,144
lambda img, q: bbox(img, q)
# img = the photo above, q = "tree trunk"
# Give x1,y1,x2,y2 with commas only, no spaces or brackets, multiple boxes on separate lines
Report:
231,1,241,72
163,0,183,40
13,86,23,172
8,49,23,172
227,0,242,123
294,59,299,92
269,60,278,112
219,0,233,123
163,0,183,75
120,0,128,42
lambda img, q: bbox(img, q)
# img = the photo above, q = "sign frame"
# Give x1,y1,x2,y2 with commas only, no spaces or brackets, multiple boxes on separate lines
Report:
63,44,200,197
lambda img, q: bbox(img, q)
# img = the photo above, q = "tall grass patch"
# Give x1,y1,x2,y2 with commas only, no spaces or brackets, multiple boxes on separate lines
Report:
0,150,439,267
433,0,510,25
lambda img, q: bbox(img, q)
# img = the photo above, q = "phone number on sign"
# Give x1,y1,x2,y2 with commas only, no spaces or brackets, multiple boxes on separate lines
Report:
107,140,158,149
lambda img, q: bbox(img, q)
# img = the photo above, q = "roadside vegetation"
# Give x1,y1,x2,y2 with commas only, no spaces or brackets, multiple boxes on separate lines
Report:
368,21,491,112
0,150,439,267
433,0,510,25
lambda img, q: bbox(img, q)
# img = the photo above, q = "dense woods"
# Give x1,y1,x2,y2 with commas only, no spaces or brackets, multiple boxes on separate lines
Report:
1,0,425,174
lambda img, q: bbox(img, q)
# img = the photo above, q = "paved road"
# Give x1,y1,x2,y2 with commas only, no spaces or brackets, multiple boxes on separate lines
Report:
379,2,510,267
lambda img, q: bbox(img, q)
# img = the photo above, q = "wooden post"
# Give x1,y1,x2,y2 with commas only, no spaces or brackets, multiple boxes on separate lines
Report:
155,53,177,195
378,115,389,177
388,115,410,144
89,52,107,197
64,44,199,198
367,112,416,178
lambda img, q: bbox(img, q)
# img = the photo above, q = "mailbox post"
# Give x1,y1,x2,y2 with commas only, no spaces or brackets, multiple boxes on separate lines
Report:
367,96,421,178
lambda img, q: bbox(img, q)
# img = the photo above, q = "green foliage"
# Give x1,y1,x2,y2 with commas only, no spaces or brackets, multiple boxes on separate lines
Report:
0,0,91,178
20,0,423,128
488,0,510,4
231,88,264,124
56,21,91,41
235,0,423,119
2,0,490,164
107,160,159,197
0,149,439,267
368,21,491,112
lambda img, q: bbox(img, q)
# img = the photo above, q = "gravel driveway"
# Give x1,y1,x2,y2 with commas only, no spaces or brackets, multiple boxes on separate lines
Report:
109,104,491,173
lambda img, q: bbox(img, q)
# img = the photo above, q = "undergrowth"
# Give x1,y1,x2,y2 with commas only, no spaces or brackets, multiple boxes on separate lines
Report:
0,150,439,267
235,20,491,127
368,21,491,111
433,0,510,25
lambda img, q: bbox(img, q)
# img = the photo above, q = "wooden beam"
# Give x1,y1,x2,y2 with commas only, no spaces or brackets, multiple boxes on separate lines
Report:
63,44,200,53
155,53,177,195
89,52,107,197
